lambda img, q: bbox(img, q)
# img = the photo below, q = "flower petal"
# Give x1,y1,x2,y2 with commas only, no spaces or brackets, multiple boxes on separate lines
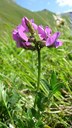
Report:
12,29,19,41
22,17,29,32
17,25,25,31
32,23,38,30
17,41,31,48
30,19,34,23
18,25,28,41
38,25,46,39
54,40,63,48
46,32,60,46
45,26,52,36
25,41,31,47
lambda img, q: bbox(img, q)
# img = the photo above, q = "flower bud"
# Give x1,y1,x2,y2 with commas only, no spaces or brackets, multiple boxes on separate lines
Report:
25,17,35,35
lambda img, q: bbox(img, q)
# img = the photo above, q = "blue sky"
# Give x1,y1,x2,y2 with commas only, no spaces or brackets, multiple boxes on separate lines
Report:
16,0,72,13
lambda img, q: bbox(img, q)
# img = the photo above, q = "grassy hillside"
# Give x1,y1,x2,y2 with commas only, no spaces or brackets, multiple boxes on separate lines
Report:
0,0,59,34
63,12,72,30
36,9,56,26
0,0,34,33
0,1,72,128
0,0,71,36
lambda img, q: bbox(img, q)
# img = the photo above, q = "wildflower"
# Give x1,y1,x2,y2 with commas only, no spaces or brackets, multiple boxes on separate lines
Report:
13,17,37,50
12,16,62,50
9,124,15,128
38,25,62,48
38,25,52,40
46,32,62,48
53,15,65,27
13,25,31,49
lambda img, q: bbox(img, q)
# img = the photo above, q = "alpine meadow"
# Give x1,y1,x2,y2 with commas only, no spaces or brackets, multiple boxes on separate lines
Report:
0,0,72,128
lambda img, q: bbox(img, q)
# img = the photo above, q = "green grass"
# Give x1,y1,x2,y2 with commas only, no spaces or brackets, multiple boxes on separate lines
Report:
0,29,72,128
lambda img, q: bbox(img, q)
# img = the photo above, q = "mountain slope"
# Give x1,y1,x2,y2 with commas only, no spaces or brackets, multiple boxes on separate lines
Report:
62,12,72,30
0,0,71,36
36,9,56,27
0,0,33,28
0,0,56,33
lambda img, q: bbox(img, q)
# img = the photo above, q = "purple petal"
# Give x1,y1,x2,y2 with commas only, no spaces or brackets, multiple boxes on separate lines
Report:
46,37,54,46
54,40,63,48
46,32,60,46
30,19,38,30
25,41,31,47
45,26,52,36
32,23,38,30
17,41,31,48
24,17,29,25
17,25,25,32
22,17,29,32
12,29,19,41
38,25,44,34
30,19,34,23
18,25,28,41
38,25,46,39
23,42,31,48
53,32,60,40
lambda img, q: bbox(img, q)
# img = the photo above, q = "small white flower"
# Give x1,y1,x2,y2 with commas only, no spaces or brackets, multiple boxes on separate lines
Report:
9,124,15,128
28,95,33,99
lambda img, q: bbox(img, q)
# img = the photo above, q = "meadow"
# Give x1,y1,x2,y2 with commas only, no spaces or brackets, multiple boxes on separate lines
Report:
0,0,72,128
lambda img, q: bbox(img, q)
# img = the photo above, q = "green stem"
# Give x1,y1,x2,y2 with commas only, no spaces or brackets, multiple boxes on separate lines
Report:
37,48,41,91
0,121,9,128
4,101,15,127
34,47,41,108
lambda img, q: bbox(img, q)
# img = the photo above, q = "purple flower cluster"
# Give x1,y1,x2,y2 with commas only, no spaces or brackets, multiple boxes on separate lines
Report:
13,17,62,50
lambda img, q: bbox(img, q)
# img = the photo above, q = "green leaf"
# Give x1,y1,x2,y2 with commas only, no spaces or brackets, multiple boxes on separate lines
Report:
50,71,57,90
40,79,50,95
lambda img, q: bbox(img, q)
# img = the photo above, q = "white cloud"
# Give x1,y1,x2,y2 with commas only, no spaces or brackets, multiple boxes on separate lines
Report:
56,0,72,7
